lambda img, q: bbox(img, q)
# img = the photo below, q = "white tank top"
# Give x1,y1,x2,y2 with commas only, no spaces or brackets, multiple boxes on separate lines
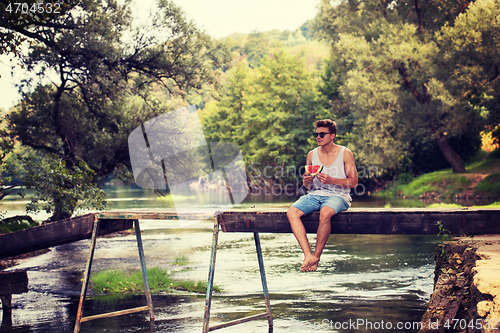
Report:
308,146,352,205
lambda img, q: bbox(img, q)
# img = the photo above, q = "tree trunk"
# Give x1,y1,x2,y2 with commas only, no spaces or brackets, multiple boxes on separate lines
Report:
435,133,466,173
397,63,466,173
414,0,424,36
46,195,73,223
48,209,72,222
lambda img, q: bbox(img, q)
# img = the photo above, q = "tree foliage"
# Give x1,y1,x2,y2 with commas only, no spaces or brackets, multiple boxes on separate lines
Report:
201,51,329,188
21,154,108,218
0,113,15,206
0,0,80,56
314,0,494,175
1,0,230,220
437,0,500,125
223,28,329,71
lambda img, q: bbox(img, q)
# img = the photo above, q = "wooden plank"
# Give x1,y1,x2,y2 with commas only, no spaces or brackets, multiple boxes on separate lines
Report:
208,312,271,331
0,214,133,259
98,210,215,221
0,272,28,295
217,208,500,235
80,306,150,323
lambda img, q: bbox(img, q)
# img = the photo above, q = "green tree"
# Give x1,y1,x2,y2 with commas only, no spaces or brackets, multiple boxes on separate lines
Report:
0,113,34,231
438,0,500,126
243,32,272,68
0,113,14,201
223,28,329,73
201,52,328,188
0,0,81,57
315,0,485,175
1,0,230,220
21,154,108,218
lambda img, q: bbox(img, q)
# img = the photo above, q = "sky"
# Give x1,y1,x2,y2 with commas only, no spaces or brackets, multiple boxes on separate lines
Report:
0,0,320,111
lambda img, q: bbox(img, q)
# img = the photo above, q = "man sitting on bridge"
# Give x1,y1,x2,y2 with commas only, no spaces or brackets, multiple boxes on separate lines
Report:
287,119,358,272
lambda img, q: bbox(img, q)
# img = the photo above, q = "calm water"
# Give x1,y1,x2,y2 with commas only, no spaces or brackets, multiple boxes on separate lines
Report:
1,186,443,332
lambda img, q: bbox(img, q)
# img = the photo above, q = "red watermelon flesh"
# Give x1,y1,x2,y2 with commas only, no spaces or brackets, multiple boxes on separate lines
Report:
306,165,323,177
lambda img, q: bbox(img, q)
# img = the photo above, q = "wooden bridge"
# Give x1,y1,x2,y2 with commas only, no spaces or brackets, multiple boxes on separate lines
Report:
1,208,500,332
215,207,500,234
2,208,499,260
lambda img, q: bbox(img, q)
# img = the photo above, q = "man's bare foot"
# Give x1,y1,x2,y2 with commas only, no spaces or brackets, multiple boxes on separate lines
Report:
301,254,319,272
308,262,319,271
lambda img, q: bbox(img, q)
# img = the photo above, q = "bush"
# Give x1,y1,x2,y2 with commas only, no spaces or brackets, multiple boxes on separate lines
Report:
0,215,37,234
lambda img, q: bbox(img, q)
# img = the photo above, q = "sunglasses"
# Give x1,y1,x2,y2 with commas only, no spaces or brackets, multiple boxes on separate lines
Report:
313,132,333,138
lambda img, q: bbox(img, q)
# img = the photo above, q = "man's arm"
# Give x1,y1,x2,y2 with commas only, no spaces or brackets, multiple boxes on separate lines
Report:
343,149,358,188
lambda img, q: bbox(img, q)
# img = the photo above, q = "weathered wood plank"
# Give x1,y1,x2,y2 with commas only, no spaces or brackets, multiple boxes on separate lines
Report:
97,210,215,221
0,272,28,295
2,208,498,260
0,214,133,259
217,208,500,235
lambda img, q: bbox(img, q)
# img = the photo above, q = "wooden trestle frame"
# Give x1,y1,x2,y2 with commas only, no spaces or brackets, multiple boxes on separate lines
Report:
73,216,154,333
73,211,273,332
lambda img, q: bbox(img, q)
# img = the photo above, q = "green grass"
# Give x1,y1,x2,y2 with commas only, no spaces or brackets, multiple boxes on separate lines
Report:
90,266,222,294
378,154,500,200
479,201,500,207
382,170,471,199
474,172,500,198
174,255,189,265
466,158,500,174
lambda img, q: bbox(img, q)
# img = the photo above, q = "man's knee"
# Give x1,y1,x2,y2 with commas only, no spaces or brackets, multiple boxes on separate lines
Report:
287,207,304,221
319,207,336,224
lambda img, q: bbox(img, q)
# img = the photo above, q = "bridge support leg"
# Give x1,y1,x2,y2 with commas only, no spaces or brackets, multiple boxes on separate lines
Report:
134,219,155,322
203,217,220,333
203,219,273,332
1,294,13,330
74,218,154,333
74,216,100,333
254,232,274,332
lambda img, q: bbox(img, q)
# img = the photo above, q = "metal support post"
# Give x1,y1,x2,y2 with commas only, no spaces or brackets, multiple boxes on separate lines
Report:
202,219,273,332
74,216,100,333
74,218,154,332
134,219,155,321
203,217,220,333
254,232,273,332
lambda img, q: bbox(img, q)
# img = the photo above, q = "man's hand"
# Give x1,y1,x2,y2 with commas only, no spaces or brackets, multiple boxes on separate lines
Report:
316,173,330,184
303,172,313,187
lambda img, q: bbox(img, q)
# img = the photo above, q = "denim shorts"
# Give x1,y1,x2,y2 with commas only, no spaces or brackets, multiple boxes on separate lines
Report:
291,194,349,215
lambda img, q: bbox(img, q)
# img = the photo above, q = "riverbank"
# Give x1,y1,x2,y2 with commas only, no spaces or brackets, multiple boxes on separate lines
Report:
375,155,500,204
420,235,500,332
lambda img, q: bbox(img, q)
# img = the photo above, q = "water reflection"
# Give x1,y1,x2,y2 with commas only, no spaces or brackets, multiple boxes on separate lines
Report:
1,185,446,332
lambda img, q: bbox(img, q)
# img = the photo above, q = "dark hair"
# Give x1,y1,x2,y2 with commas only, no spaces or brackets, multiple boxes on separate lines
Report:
315,119,337,136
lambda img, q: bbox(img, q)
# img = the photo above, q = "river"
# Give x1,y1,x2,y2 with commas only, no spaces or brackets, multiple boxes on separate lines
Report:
1,186,443,332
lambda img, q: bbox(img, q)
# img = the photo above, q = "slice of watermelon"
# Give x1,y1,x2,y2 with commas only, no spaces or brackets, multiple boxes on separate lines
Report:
306,165,323,177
